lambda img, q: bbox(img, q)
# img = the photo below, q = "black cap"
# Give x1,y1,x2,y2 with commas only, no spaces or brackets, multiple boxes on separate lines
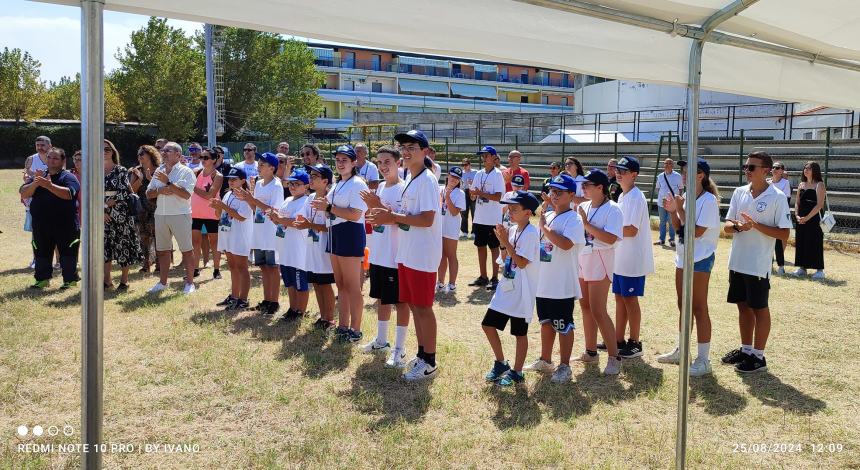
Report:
615,156,640,173
304,163,334,182
394,129,429,149
500,190,541,213
225,167,247,180
583,168,610,187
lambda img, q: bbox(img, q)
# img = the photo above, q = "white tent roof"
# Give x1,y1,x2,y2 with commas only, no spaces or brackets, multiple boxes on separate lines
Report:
36,0,860,109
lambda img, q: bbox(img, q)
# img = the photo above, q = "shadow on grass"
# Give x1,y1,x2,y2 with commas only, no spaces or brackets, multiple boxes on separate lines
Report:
276,324,353,378
531,374,592,421
231,313,302,343
0,267,33,277
435,292,460,307
569,359,665,408
689,373,747,416
341,357,432,428
741,373,826,415
465,286,493,305
0,285,59,306
190,307,240,325
485,383,542,429
114,287,180,312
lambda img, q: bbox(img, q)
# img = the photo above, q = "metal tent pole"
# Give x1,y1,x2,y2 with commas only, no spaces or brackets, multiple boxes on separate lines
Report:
80,1,105,468
204,24,217,149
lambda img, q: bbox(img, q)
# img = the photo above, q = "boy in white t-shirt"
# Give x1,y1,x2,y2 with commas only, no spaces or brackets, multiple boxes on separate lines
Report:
611,156,655,360
482,190,541,387
522,175,586,383
267,169,310,322
437,166,466,293
468,146,506,291
501,174,525,228
359,146,411,368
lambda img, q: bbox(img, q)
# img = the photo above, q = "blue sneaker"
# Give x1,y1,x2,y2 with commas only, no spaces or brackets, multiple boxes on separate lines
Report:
498,370,525,387
485,360,510,382
334,326,351,342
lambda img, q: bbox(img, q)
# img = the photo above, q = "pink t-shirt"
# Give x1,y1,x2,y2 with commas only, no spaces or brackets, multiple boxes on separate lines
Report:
191,171,217,220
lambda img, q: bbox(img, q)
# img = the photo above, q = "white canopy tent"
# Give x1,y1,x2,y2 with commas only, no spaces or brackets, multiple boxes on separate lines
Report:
32,1,860,468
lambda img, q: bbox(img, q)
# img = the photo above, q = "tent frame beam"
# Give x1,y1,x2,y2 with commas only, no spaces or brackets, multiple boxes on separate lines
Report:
517,0,860,73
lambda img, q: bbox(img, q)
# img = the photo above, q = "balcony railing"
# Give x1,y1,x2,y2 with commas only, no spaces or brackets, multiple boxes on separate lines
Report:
314,57,574,89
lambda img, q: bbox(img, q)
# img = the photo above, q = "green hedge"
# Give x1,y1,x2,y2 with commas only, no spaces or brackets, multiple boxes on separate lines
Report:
0,125,159,169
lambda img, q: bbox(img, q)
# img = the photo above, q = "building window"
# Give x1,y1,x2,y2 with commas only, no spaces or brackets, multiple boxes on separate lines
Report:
521,70,529,84
560,97,568,106
520,95,529,104
372,82,382,93
372,54,381,71
541,96,548,104
343,52,355,68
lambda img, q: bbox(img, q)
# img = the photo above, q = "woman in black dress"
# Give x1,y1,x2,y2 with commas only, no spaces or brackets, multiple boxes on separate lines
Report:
129,145,160,273
104,139,142,289
793,161,827,279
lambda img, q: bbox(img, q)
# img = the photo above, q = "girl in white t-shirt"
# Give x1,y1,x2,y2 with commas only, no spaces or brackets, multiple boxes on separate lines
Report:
295,164,336,329
211,169,253,310
311,145,368,343
268,170,311,322
437,167,466,293
575,169,624,375
657,159,721,376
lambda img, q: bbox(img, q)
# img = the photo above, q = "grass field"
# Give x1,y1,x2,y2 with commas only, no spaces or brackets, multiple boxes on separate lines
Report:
0,168,858,469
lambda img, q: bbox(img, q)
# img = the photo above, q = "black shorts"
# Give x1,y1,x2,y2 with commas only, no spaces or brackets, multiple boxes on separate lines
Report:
473,223,500,249
191,218,218,232
535,297,576,334
482,308,528,336
726,270,770,310
307,271,335,285
369,264,400,305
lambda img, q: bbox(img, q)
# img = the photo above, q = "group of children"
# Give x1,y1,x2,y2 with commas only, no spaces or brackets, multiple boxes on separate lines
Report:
207,131,790,383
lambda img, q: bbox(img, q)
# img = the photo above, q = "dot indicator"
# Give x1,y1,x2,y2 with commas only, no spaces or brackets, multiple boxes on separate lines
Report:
17,425,28,437
33,426,44,436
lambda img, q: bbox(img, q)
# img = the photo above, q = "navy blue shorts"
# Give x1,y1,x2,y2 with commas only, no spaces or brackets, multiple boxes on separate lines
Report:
253,249,277,266
693,252,716,273
611,274,646,297
280,265,309,292
308,271,335,285
327,221,366,257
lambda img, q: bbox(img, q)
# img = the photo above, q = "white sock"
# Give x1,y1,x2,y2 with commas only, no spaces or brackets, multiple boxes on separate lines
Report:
394,325,408,352
751,348,764,359
741,344,752,354
676,333,682,350
376,320,389,345
696,342,710,360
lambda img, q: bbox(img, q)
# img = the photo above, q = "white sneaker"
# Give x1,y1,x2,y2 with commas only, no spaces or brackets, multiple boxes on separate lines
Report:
361,340,390,354
183,283,197,294
468,233,475,239
551,364,572,383
603,356,621,375
657,347,681,364
435,282,446,292
447,283,456,293
792,268,807,276
523,357,554,373
28,260,36,269
776,266,785,275
689,358,712,377
148,282,167,293
812,270,826,280
403,359,438,381
53,262,61,269
405,356,420,371
385,349,408,368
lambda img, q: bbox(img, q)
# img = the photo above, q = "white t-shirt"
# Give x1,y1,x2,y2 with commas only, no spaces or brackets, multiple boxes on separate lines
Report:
368,180,405,269
395,168,442,273
656,171,683,201
470,167,505,226
770,178,791,200
488,223,540,321
440,185,466,240
675,190,721,268
276,194,309,270
357,160,379,184
303,194,333,275
580,199,624,250
250,178,285,252
536,209,586,299
403,161,442,182
146,163,197,216
614,187,655,277
727,183,792,278
326,176,368,225
216,191,253,257
233,160,259,179
24,153,48,209
187,160,202,172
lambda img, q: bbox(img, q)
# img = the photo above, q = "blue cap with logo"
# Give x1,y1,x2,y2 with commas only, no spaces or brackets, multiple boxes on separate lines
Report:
615,155,640,173
511,174,526,187
546,174,577,192
500,190,541,213
448,166,463,179
394,129,430,149
225,166,247,180
304,163,334,182
678,157,711,176
259,152,279,169
583,168,610,187
334,144,357,160
476,145,497,156
286,169,310,184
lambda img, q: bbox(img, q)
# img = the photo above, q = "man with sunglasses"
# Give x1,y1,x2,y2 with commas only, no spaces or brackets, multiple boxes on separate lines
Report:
722,151,791,374
186,142,203,170
235,143,260,187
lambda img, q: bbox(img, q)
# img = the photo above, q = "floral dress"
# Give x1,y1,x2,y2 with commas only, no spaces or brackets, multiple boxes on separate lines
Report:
104,165,142,267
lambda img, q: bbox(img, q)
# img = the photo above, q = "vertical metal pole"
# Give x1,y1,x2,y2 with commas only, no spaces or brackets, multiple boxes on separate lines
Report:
445,137,450,173
613,132,618,160
649,133,665,209
80,1,104,469
561,114,566,157
515,134,519,151
783,103,789,140
204,24,217,149
738,129,745,186
824,127,831,186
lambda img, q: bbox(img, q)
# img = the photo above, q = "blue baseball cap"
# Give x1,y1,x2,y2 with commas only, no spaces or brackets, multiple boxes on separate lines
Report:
334,144,357,160
394,129,429,149
678,157,711,176
259,152,279,169
615,156,640,173
546,174,577,192
583,168,610,187
511,174,526,187
225,166,247,180
500,190,541,213
476,145,497,156
304,163,334,182
286,169,310,184
448,166,463,179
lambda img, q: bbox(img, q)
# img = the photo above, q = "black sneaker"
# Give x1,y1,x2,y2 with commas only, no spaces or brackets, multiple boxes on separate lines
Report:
721,348,748,365
347,329,363,343
227,298,249,311
620,339,643,359
280,308,303,322
263,302,279,317
252,300,270,312
485,278,499,291
216,295,235,307
735,354,767,374
193,268,200,278
313,318,332,330
468,276,489,287
334,326,351,342
213,269,222,280
596,342,607,351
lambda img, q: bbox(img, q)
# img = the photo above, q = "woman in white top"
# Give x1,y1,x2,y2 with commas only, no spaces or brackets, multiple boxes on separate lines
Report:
575,169,624,375
311,145,369,343
657,158,721,376
437,167,466,293
768,162,791,274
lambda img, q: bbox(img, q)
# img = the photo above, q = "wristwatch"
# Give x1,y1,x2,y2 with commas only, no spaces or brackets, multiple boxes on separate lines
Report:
325,203,333,212
732,222,741,232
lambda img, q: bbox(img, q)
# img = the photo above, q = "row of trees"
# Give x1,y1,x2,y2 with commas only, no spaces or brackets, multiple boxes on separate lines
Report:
0,18,324,142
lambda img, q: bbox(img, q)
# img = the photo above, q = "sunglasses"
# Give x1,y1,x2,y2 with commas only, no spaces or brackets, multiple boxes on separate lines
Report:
200,156,214,161
772,166,784,170
103,147,112,152
616,168,631,174
189,148,201,152
742,164,763,171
